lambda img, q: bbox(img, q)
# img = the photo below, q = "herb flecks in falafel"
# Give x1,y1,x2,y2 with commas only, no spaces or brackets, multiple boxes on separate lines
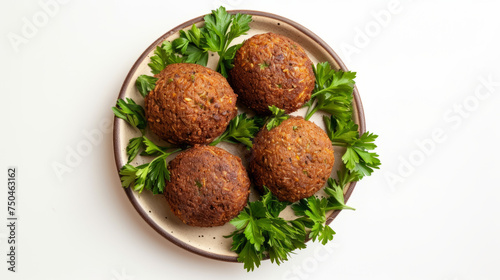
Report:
145,63,237,145
250,117,335,202
166,145,250,227
229,33,315,115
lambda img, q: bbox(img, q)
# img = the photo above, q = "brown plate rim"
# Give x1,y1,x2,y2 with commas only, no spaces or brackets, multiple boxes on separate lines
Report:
113,9,366,263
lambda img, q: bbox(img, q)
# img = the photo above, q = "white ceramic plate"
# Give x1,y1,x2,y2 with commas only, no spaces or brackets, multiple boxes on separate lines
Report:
113,10,365,262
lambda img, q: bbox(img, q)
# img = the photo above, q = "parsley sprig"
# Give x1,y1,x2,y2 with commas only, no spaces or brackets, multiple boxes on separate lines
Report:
120,136,180,194
203,7,252,77
265,105,290,130
133,7,251,98
112,98,147,133
304,62,356,121
135,75,158,97
324,115,381,177
226,188,307,272
210,104,293,148
227,169,358,270
292,169,358,245
113,99,181,195
210,113,264,148
138,6,251,89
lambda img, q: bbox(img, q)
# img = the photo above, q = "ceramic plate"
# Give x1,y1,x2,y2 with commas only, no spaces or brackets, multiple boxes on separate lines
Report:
113,10,365,262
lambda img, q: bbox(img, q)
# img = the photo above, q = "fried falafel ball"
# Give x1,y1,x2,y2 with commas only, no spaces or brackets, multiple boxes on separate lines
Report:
145,63,238,145
229,32,315,115
165,145,251,227
249,117,335,202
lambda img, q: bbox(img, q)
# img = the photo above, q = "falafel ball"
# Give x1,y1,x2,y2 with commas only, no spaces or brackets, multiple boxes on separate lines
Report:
165,145,250,227
229,33,315,115
249,117,334,202
145,63,237,145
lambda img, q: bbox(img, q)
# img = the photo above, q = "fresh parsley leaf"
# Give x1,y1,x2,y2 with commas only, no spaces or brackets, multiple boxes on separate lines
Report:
148,41,172,74
291,169,358,245
141,136,172,156
119,136,181,194
119,163,148,193
227,13,252,44
324,115,381,178
184,44,209,66
144,7,250,78
126,136,145,163
266,105,290,130
147,41,185,75
203,6,232,52
305,62,356,121
180,24,204,48
226,188,306,271
173,24,209,66
218,42,243,74
203,7,252,77
112,98,147,131
292,197,335,245
145,154,170,194
343,139,381,177
135,75,157,97
125,135,173,165
119,164,140,189
261,186,290,218
323,115,358,146
324,170,359,211
120,154,170,194
210,113,265,148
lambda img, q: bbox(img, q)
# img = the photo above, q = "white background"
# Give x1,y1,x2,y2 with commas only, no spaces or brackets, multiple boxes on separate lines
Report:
1,0,500,279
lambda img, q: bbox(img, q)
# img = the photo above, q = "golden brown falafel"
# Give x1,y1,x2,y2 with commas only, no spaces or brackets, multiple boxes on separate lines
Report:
229,33,315,115
145,63,237,145
249,117,334,202
165,145,251,227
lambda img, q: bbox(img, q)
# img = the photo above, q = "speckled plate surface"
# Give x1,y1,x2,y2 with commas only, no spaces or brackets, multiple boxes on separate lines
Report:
113,10,365,262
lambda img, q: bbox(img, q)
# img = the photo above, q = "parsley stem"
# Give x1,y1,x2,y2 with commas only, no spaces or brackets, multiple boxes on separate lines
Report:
327,205,356,211
304,106,319,121
330,141,349,147
210,131,228,146
310,88,329,99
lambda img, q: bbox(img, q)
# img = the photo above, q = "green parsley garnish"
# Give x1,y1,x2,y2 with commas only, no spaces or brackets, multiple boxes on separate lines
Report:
203,7,252,77
266,105,290,130
173,24,208,66
135,75,158,97
324,115,381,177
292,196,335,245
119,136,180,194
112,98,147,132
126,136,145,163
210,113,265,148
225,188,307,272
148,40,184,75
227,169,358,271
134,7,251,98
150,7,251,78
304,62,356,121
292,169,358,245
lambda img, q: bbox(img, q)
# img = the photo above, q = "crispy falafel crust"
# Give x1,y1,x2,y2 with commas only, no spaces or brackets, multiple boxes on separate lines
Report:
145,63,237,145
229,32,315,115
249,117,335,202
165,145,250,227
